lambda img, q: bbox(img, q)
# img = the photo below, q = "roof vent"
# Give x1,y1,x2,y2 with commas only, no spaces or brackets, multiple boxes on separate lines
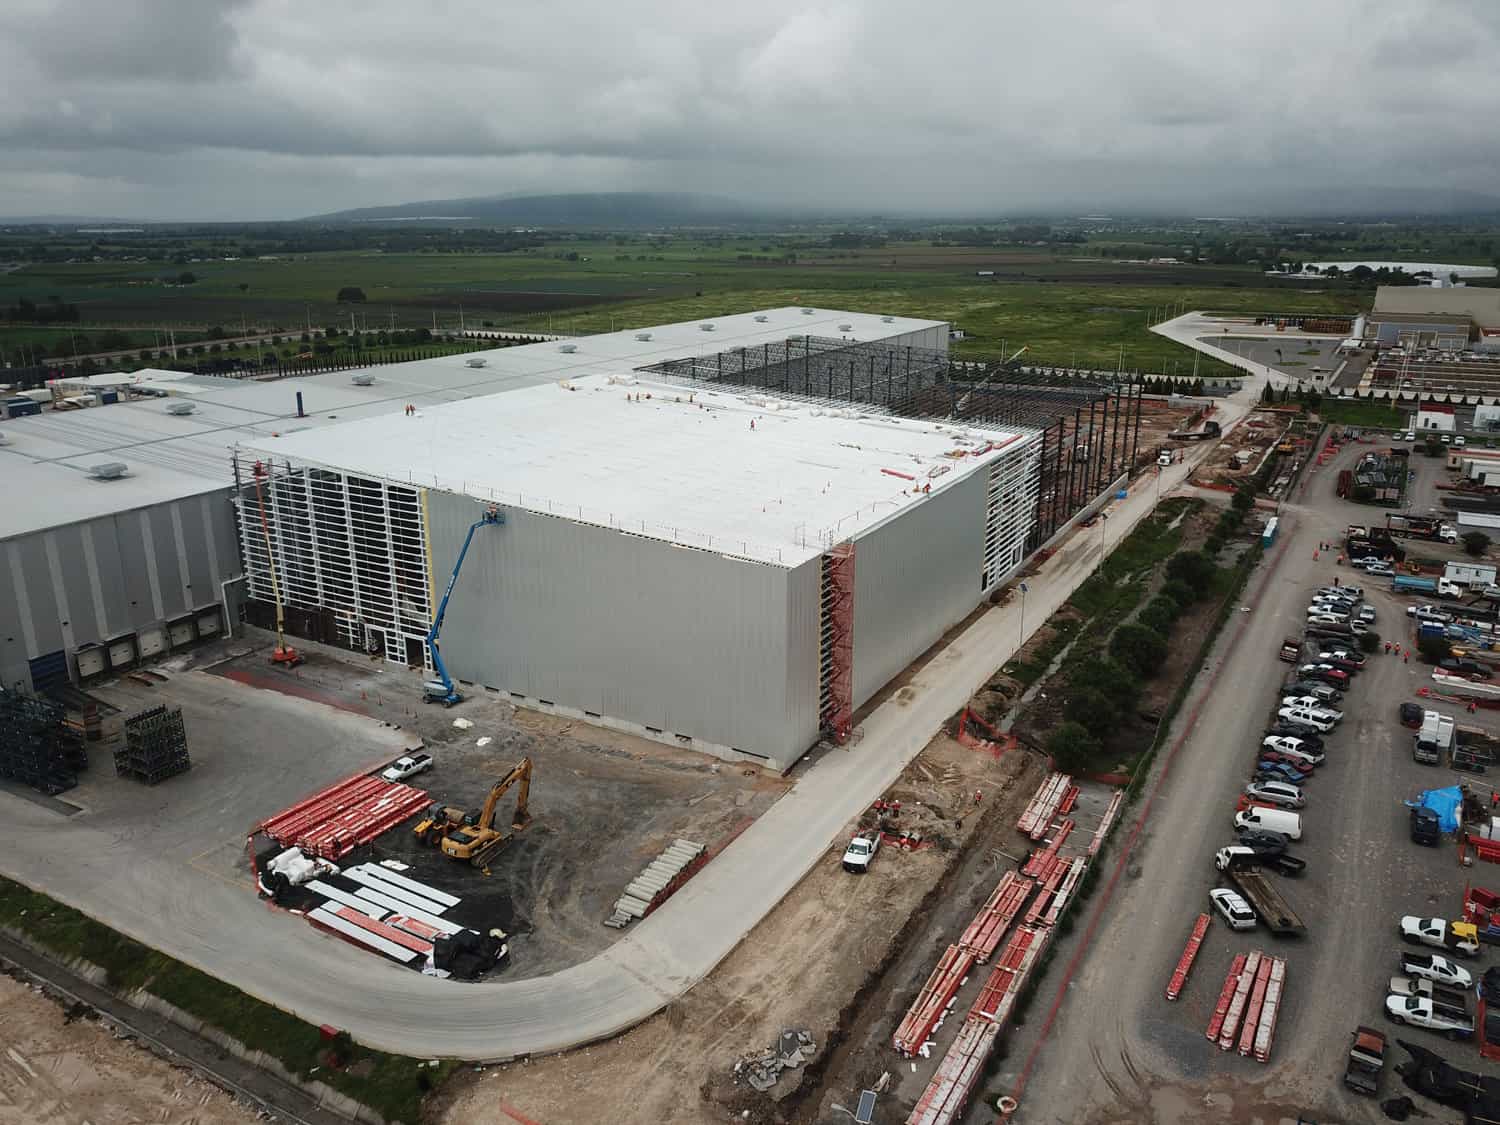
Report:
801,307,815,315
464,357,488,368
558,343,578,354
700,322,716,332
635,332,653,341
350,372,376,385
164,401,197,415
753,315,769,323
838,323,853,332
88,461,129,480
881,315,895,323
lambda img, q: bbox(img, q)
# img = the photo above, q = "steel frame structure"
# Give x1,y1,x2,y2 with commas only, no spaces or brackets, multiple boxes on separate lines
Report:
231,452,433,666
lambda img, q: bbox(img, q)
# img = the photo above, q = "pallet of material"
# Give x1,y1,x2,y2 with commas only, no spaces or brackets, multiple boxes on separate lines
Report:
1021,820,1074,876
308,907,424,964
296,786,432,859
1237,957,1274,1056
331,906,434,955
606,839,706,927
260,774,389,841
1038,857,1087,928
348,863,460,907
971,926,1044,1025
1165,914,1211,1001
304,879,387,919
350,886,461,933
1206,953,1247,1041
1253,958,1286,1062
342,866,454,914
1216,951,1262,1050
957,872,1033,962
1016,772,1073,841
892,944,975,1056
1089,790,1125,855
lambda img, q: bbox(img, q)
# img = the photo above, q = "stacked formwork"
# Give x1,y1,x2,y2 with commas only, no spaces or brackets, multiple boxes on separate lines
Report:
115,705,191,784
0,687,87,795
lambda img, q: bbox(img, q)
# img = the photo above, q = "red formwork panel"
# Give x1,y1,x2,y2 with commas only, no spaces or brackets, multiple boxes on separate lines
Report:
906,1018,1000,1125
1237,957,1273,1056
1016,773,1073,840
1040,858,1086,928
332,906,434,956
1217,950,1263,1051
1165,914,1211,1001
1206,953,1248,1041
958,871,1033,962
1253,958,1286,1063
892,944,976,1056
1089,790,1125,855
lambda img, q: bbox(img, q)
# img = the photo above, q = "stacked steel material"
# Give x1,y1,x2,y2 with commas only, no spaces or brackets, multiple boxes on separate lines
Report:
0,686,88,795
115,705,192,784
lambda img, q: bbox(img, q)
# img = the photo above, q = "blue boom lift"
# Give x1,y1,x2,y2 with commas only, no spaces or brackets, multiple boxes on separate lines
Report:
423,505,503,706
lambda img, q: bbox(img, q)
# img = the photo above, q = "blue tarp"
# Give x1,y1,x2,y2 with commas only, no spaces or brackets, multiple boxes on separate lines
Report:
1407,786,1464,833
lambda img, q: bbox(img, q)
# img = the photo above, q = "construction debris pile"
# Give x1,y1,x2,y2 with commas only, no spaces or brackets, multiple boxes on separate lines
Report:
0,686,88,795
606,838,706,928
732,1029,816,1093
115,705,192,784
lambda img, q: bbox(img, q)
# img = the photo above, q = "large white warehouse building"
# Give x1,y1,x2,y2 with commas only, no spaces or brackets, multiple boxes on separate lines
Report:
238,373,1041,771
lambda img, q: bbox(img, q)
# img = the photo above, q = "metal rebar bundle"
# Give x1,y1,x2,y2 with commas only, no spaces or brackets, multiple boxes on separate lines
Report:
115,704,192,785
0,686,87,795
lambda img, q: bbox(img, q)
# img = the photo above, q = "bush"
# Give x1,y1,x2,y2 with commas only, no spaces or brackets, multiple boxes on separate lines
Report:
1064,688,1117,739
1045,721,1101,774
1160,579,1195,607
337,286,367,303
1110,623,1168,678
1204,535,1225,557
1232,485,1256,512
1358,631,1381,653
1166,550,1216,597
1068,655,1140,711
1463,532,1491,558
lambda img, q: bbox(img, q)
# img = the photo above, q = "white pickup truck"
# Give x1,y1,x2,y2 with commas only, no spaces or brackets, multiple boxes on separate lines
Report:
842,831,880,873
1384,993,1474,1040
381,752,433,782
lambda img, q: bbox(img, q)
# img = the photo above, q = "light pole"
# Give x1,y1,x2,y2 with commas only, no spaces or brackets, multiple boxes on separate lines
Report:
1019,581,1029,648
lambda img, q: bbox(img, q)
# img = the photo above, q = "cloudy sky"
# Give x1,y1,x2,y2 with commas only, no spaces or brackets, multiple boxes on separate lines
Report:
2,0,1498,221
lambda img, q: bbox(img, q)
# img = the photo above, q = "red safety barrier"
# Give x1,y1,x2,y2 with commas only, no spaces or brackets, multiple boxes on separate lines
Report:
1165,913,1211,1001
1206,953,1247,1041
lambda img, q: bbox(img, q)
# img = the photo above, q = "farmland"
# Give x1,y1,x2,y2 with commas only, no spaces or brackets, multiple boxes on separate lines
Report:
0,235,1367,375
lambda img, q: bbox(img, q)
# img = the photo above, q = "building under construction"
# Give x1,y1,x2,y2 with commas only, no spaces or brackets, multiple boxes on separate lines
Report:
235,330,1139,771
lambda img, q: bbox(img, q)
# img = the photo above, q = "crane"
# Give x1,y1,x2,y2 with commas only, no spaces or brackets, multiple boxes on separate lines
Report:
438,757,534,870
250,460,302,668
422,504,503,705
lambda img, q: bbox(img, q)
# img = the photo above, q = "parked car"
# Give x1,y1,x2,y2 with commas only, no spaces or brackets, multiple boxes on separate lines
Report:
1399,952,1473,989
1367,562,1395,577
1400,702,1425,728
1261,745,1319,768
381,752,433,782
1400,916,1482,958
1344,1026,1387,1096
1384,994,1473,1040
1298,664,1350,687
1234,807,1303,840
1278,706,1336,732
1266,725,1325,748
1408,604,1453,622
1285,680,1342,704
1256,761,1310,784
1441,658,1494,680
1245,779,1306,809
1318,649,1366,668
1351,557,1384,570
1319,585,1362,600
841,831,880,873
1237,828,1291,853
1209,887,1258,932
1359,606,1378,624
1456,436,1468,448
1404,431,1416,441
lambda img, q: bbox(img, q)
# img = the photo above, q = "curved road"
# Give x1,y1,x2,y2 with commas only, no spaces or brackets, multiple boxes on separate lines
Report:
0,385,1251,1061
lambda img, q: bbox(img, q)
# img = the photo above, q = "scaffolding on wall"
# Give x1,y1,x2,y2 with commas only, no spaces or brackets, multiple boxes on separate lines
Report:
231,452,433,665
819,542,856,742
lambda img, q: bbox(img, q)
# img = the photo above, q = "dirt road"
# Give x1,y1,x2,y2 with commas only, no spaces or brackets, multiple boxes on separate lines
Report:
0,974,260,1125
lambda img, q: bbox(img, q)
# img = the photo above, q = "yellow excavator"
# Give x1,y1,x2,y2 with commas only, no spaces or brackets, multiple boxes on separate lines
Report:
413,758,533,870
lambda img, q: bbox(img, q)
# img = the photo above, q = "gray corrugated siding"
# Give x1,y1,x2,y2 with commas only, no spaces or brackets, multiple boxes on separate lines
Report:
783,557,822,755
0,489,238,690
425,492,802,764
849,470,988,709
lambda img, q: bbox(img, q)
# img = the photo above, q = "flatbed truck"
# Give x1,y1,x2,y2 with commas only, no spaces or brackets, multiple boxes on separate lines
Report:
1223,862,1307,936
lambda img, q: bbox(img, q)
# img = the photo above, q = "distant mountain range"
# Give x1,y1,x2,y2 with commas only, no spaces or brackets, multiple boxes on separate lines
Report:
303,191,762,227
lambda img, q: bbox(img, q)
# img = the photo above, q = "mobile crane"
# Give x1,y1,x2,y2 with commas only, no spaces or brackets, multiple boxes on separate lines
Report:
250,460,302,668
421,757,534,870
422,505,503,705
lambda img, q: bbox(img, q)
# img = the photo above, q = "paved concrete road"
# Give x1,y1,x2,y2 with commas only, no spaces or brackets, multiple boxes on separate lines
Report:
1006,436,1500,1122
0,413,1246,1060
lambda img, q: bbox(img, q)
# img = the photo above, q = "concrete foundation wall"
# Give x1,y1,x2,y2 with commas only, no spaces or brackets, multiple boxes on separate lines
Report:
848,470,988,709
0,490,238,692
425,491,805,768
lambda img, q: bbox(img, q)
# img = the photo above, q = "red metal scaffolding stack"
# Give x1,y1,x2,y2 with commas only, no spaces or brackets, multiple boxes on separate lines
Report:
1206,953,1248,1041
892,944,975,1056
1216,950,1262,1050
1253,958,1286,1063
819,542,856,743
906,1018,1000,1125
256,771,431,860
1089,790,1125,856
1016,772,1074,841
1164,913,1211,1001
1021,820,1074,877
958,872,1033,962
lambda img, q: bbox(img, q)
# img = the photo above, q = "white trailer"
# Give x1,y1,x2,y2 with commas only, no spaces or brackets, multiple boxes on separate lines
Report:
1446,561,1499,588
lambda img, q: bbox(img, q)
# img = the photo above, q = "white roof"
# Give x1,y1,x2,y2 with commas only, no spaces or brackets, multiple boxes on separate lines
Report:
242,375,1025,567
0,306,946,541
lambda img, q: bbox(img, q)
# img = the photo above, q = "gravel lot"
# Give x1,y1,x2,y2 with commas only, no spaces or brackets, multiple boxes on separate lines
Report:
1000,438,1500,1124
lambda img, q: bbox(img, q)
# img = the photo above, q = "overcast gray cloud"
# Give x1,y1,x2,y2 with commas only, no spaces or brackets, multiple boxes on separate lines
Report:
1,0,1498,220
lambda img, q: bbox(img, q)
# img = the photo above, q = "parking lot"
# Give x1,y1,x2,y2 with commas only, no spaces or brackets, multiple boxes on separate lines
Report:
1007,439,1500,1123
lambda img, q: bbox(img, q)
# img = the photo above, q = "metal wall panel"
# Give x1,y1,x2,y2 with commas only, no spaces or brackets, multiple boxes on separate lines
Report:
849,469,988,709
783,557,823,755
425,491,802,765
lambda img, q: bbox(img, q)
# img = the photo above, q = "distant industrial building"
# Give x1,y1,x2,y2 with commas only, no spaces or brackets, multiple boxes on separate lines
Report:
1366,285,1500,348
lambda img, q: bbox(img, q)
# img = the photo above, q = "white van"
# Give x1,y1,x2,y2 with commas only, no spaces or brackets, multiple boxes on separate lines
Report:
1278,705,1337,732
1234,807,1303,840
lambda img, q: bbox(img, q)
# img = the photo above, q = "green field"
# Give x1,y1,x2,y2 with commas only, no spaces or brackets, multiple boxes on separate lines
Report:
1,239,1367,375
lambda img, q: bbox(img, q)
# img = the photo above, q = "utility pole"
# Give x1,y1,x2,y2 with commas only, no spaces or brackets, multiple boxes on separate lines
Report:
1018,582,1029,649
